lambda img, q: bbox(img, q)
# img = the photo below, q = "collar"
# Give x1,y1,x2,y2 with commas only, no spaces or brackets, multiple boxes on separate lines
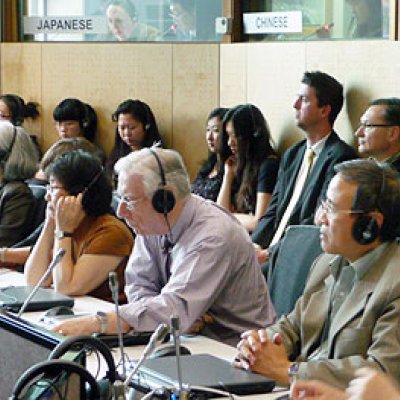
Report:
384,151,400,167
306,131,331,157
351,242,389,280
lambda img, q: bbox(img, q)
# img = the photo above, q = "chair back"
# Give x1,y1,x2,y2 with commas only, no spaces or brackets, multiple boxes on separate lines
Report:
268,225,323,317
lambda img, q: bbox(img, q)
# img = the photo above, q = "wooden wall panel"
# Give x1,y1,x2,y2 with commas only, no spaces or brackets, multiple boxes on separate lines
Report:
0,43,42,140
219,43,247,106
172,44,219,179
247,42,306,152
41,43,173,154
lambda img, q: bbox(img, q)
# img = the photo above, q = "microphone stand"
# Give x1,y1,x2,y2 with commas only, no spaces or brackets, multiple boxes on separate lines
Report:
108,272,126,399
17,248,66,318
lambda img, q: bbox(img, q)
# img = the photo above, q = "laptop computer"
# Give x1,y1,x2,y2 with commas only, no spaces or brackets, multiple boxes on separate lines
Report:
0,286,74,312
133,353,275,395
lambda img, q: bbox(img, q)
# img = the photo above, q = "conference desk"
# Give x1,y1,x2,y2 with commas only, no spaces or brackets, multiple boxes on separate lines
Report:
0,269,289,399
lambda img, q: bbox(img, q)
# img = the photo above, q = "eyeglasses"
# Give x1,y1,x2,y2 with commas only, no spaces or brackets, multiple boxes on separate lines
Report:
358,122,396,130
116,194,145,211
46,184,65,193
320,199,366,217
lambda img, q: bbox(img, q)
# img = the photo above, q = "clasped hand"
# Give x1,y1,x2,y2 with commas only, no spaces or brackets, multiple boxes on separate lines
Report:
233,329,291,385
55,193,85,233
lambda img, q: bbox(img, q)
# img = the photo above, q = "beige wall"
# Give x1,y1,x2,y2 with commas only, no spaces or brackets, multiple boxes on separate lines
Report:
0,42,219,180
1,40,400,179
220,40,400,154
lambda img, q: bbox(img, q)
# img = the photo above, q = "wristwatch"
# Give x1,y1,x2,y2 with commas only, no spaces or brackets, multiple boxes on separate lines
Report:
54,231,73,240
95,311,108,334
288,362,300,384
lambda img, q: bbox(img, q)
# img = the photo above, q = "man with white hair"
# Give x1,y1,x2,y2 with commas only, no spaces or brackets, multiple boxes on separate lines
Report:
54,147,275,345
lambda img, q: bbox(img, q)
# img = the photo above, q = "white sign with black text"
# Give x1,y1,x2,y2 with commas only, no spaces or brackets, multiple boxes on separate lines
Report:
243,11,302,34
23,16,108,35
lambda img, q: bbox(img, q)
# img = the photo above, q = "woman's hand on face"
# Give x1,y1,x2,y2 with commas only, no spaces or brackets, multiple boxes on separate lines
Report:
224,155,237,179
55,193,86,233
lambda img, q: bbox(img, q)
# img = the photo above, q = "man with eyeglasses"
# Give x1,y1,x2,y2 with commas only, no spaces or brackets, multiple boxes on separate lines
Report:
52,147,276,345
235,159,400,390
356,98,400,172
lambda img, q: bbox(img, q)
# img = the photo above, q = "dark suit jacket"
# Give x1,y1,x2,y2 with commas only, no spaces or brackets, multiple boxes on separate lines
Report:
252,132,357,248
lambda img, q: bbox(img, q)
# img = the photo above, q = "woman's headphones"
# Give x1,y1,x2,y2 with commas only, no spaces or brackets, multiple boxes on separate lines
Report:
148,149,176,215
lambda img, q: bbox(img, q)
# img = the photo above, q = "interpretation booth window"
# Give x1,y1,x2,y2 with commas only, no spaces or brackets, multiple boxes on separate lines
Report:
20,0,223,42
242,0,392,42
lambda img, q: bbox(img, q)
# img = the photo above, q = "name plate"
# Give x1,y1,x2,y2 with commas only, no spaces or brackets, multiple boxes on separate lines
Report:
243,11,302,34
24,16,108,34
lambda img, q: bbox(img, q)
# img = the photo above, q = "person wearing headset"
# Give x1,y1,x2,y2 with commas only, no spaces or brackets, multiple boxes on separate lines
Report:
51,147,275,345
0,121,39,247
234,159,400,389
106,99,163,188
24,150,134,302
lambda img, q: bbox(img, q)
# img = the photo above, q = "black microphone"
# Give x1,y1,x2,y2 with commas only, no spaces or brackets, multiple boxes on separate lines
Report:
109,271,126,380
124,323,170,386
17,248,66,317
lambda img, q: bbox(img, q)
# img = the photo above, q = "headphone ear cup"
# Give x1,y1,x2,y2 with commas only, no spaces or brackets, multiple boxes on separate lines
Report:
152,188,176,214
352,215,380,245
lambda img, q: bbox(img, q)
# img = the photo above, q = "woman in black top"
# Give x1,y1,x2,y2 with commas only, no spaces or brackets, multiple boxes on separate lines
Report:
106,99,163,188
191,107,228,201
217,104,279,232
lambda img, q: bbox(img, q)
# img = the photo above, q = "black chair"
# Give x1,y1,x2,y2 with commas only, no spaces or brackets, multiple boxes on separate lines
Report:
268,225,323,318
26,182,47,238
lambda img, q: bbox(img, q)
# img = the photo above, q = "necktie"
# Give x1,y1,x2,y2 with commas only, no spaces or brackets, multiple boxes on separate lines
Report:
161,235,173,280
270,148,315,246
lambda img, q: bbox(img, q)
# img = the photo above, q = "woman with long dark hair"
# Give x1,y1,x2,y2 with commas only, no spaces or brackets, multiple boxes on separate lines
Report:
192,107,228,201
106,99,163,187
217,104,279,232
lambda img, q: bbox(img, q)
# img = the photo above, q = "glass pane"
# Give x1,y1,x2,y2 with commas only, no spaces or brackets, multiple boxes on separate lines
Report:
242,0,390,42
21,0,223,42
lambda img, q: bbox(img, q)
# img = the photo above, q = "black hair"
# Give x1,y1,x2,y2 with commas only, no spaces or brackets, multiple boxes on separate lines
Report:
0,94,39,126
335,159,400,242
53,98,97,142
217,104,277,213
106,99,163,183
198,107,228,177
46,150,112,217
369,98,400,126
301,71,344,126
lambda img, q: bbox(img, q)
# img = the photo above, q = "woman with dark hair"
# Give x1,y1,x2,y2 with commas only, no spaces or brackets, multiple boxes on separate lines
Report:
0,121,39,246
0,94,41,156
191,107,228,201
53,98,97,142
217,104,279,232
106,99,163,186
24,150,134,302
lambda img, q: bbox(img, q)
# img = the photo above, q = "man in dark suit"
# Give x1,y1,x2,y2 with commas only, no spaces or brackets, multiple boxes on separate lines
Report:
252,71,357,258
355,97,400,173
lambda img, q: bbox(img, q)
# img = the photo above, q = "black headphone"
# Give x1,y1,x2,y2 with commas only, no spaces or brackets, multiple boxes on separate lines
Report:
10,359,100,400
0,127,17,166
148,149,176,215
352,166,385,245
49,335,117,399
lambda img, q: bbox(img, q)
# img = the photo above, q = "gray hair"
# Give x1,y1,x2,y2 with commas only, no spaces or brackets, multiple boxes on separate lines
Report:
115,147,190,200
0,121,39,181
